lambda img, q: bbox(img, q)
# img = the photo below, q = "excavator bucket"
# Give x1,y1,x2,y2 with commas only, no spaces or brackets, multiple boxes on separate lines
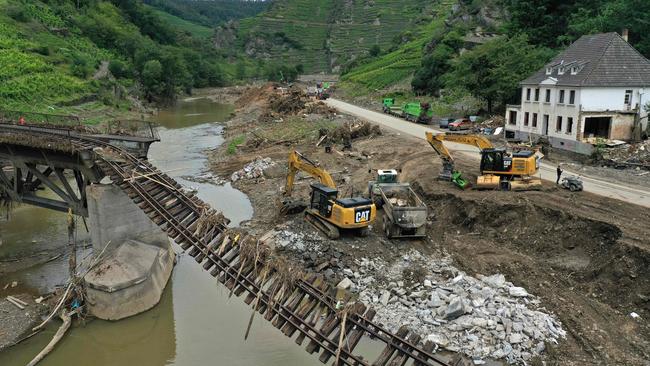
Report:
451,171,470,190
476,174,501,190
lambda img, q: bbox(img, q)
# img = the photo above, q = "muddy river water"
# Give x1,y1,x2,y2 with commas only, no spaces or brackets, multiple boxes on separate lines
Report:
0,97,337,365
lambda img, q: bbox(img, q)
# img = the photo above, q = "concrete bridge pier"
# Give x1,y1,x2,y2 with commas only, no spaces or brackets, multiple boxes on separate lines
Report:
83,181,175,320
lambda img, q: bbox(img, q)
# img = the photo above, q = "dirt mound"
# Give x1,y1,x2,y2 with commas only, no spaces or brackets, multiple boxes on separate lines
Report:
234,83,278,109
327,120,382,142
418,190,649,318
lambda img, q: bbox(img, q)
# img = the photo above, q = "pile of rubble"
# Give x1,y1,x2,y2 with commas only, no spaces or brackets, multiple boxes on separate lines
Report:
327,120,382,142
343,250,565,364
600,140,650,167
230,157,276,182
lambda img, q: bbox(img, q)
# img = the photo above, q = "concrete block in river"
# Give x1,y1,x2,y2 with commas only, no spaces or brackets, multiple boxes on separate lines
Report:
84,240,175,320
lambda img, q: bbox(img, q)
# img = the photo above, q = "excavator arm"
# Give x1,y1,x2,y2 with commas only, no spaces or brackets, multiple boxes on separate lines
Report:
284,150,336,196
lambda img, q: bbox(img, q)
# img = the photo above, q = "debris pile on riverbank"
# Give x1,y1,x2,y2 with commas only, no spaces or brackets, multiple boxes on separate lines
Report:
265,223,565,364
349,251,566,364
230,157,276,182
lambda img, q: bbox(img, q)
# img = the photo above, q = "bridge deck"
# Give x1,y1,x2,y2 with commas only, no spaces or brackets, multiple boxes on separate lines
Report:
0,125,459,366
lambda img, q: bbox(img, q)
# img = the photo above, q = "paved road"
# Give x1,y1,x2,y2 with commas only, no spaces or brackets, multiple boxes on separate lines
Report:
326,98,650,208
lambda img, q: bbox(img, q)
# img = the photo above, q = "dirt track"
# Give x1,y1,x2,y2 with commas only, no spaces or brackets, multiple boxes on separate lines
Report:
208,85,650,365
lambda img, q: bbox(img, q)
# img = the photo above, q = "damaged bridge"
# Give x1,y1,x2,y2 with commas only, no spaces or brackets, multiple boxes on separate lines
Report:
0,120,461,366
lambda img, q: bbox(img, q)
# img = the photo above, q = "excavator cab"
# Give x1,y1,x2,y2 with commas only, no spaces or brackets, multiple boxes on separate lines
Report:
310,183,337,217
480,148,512,173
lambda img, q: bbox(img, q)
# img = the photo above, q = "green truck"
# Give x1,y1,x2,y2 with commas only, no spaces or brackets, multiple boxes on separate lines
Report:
401,102,433,124
382,98,403,115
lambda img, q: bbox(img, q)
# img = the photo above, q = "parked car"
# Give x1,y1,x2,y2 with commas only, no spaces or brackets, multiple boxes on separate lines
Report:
449,118,472,131
438,117,454,129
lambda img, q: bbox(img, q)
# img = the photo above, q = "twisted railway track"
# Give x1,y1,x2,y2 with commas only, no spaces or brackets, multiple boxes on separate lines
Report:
1,125,458,366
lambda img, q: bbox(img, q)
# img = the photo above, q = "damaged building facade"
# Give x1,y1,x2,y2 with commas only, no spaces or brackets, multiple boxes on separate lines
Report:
505,32,650,154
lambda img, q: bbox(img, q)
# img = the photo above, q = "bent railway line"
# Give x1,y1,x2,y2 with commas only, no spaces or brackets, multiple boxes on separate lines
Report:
0,124,457,366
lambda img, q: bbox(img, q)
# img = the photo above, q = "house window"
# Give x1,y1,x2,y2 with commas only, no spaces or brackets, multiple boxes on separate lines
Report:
558,67,565,75
559,90,565,104
546,67,552,75
567,117,573,133
569,90,576,104
534,88,540,102
545,89,551,103
556,116,563,131
526,88,531,101
524,112,529,126
532,113,538,127
624,90,633,105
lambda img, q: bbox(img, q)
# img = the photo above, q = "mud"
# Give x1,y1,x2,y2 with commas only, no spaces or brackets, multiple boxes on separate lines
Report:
206,85,650,365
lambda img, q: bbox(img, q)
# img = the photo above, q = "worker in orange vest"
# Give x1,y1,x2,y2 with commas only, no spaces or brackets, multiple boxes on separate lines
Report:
18,116,25,125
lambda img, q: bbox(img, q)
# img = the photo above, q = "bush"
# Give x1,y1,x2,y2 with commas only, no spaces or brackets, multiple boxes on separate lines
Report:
7,5,31,23
70,53,94,79
109,60,132,79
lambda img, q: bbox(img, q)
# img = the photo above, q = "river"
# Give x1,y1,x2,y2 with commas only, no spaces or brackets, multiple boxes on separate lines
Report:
0,96,330,365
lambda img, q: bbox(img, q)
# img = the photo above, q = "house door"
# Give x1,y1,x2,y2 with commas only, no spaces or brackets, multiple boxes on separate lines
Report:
542,114,549,135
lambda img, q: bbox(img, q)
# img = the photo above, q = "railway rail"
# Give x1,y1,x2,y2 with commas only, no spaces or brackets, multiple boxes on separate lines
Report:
0,125,460,366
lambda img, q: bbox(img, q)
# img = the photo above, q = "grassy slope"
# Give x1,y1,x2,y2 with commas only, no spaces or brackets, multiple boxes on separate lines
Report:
149,7,213,38
237,0,440,73
340,1,454,93
0,1,106,113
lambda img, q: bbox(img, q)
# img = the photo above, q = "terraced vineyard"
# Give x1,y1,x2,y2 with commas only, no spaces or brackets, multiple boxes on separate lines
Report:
341,1,455,91
236,0,440,73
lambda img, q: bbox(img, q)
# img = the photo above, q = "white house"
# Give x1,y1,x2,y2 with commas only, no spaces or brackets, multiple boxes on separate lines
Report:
505,32,650,154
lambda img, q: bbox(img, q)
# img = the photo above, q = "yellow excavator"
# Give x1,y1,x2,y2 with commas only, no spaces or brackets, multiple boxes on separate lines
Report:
284,150,376,239
425,132,543,191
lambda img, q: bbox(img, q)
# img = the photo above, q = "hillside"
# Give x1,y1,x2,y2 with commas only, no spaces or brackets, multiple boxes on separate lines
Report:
0,0,236,121
144,0,268,27
225,0,444,73
338,0,650,114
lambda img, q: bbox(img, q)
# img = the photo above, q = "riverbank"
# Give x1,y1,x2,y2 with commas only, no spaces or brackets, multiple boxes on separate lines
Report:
206,84,650,365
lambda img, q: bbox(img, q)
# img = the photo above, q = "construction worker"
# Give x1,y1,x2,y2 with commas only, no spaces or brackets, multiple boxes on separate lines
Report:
556,164,563,184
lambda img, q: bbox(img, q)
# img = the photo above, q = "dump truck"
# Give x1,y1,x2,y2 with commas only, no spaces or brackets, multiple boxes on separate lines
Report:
402,102,433,124
382,98,403,116
378,183,427,238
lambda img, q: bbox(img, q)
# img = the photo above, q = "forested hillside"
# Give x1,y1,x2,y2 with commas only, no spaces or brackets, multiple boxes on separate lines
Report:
0,0,240,118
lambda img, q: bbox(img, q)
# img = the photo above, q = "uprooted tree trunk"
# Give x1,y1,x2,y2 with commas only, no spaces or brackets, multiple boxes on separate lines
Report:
26,310,72,366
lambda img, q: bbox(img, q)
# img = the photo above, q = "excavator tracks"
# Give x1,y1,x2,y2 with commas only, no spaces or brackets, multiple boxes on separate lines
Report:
305,210,341,240
0,125,457,366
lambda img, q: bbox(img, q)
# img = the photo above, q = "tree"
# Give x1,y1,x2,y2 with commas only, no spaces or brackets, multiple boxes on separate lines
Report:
411,44,454,96
445,35,554,113
568,0,650,57
142,59,163,99
503,0,581,47
369,44,381,57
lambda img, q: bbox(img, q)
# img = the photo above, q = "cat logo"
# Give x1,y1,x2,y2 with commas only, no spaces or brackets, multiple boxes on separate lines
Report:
354,208,371,223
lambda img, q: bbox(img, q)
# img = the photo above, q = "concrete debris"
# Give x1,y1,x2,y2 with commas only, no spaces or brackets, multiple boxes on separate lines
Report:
337,277,353,290
231,157,276,182
508,287,528,297
342,249,565,364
